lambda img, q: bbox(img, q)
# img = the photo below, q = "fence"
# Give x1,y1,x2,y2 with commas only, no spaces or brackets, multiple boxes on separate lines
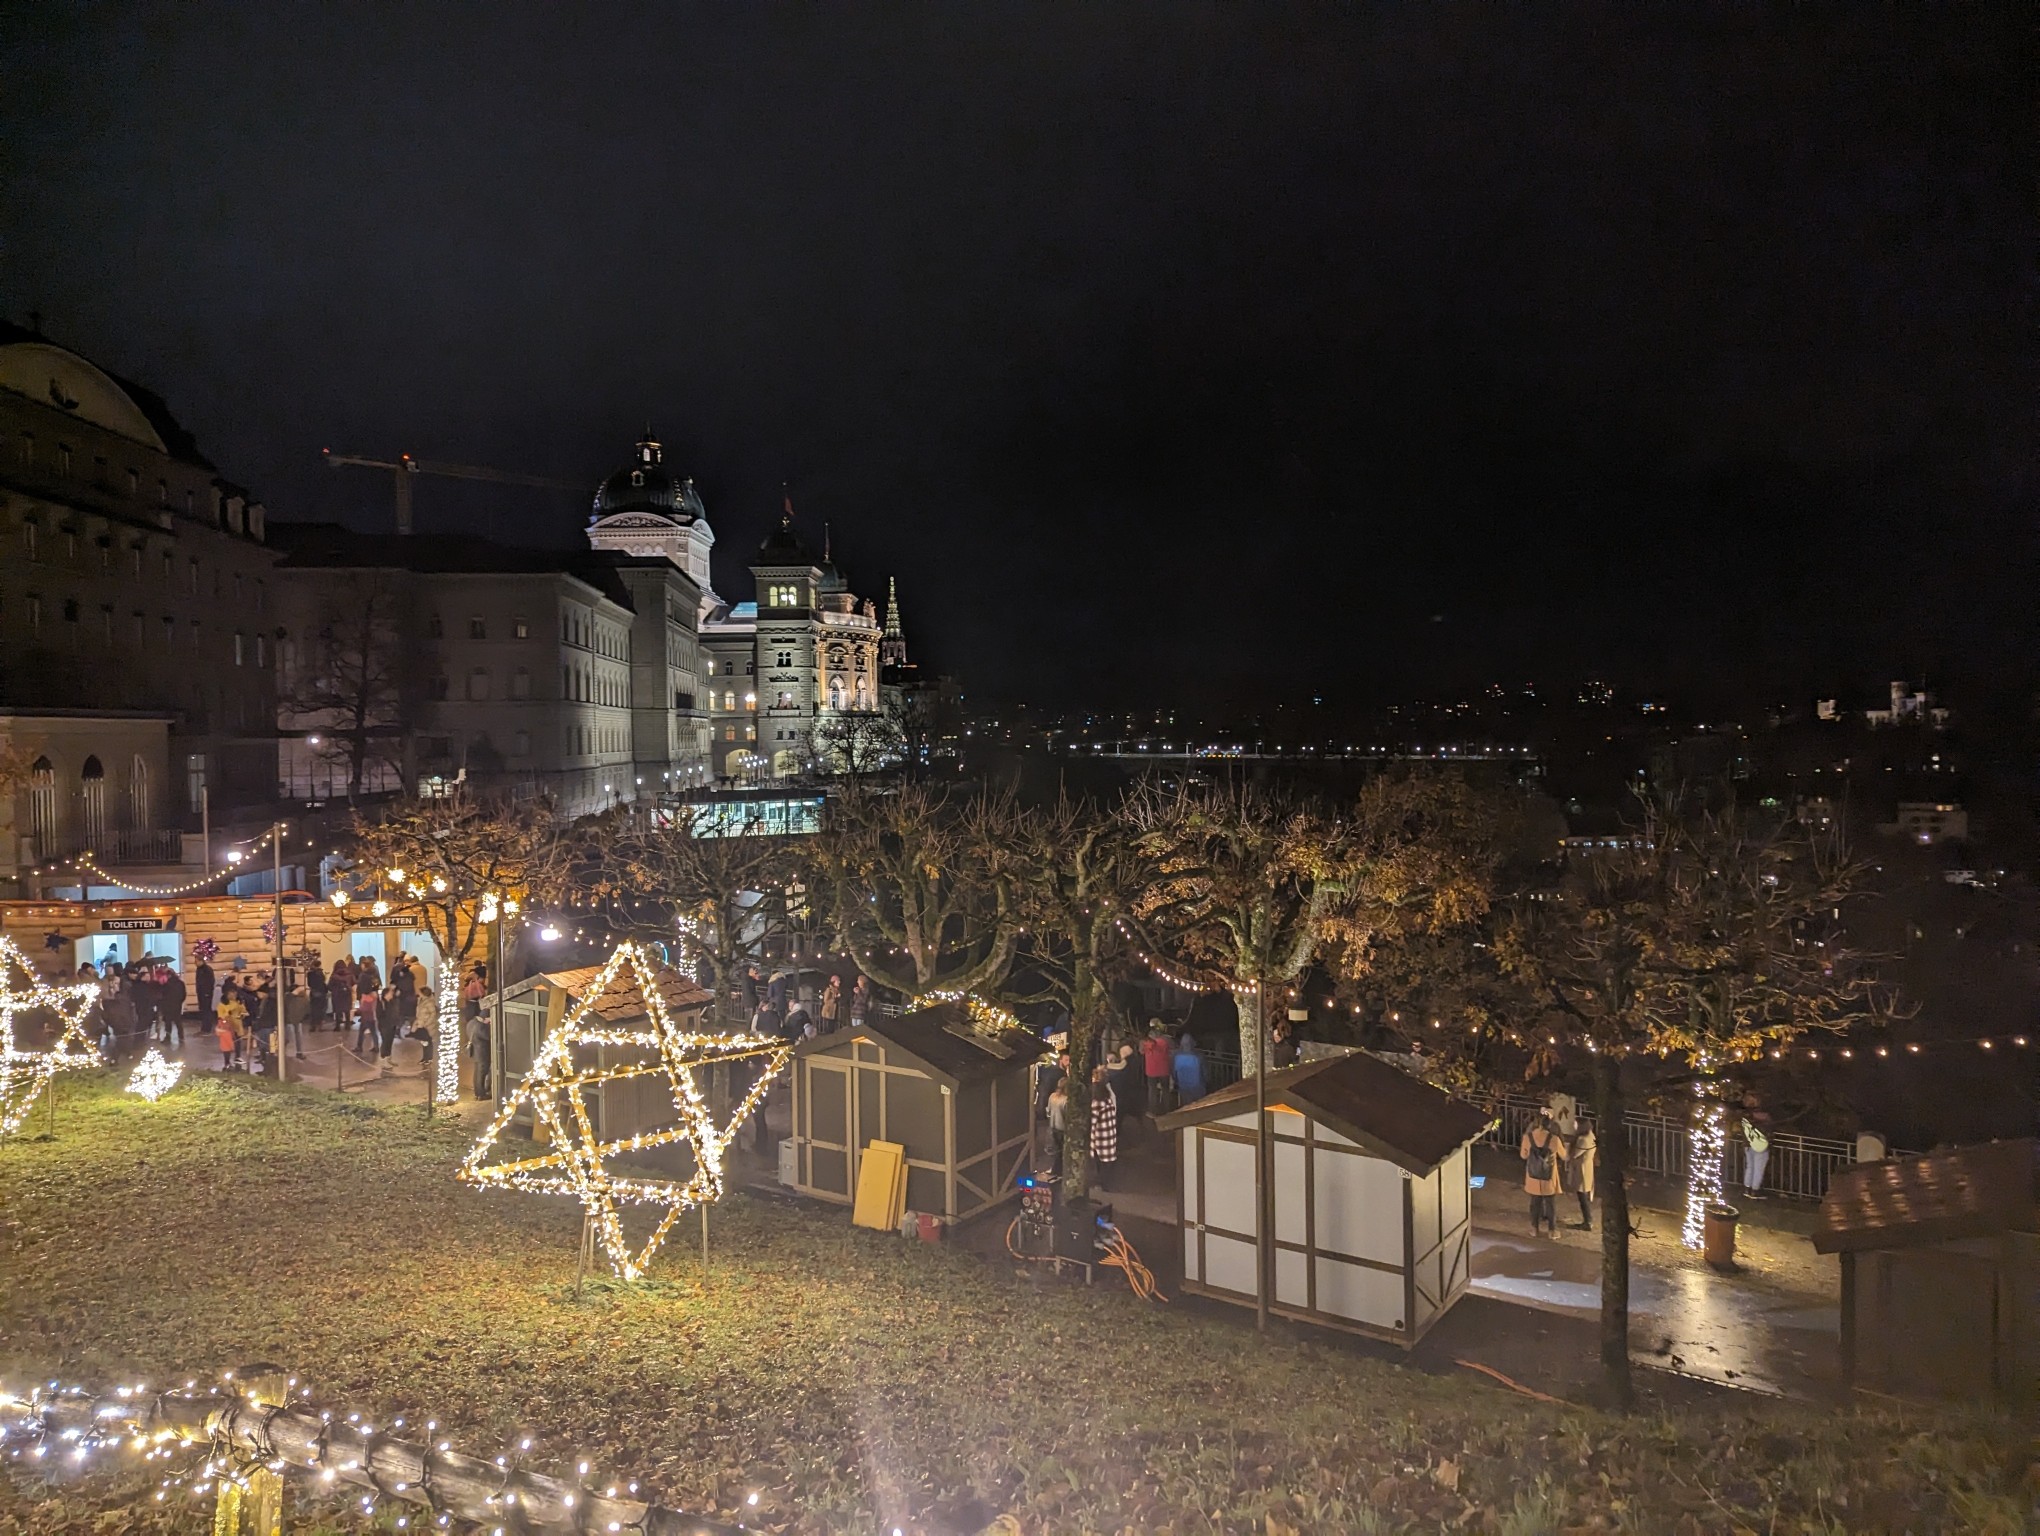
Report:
1471,1090,1912,1204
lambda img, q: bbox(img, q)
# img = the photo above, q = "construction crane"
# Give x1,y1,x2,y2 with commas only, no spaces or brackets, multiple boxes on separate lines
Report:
322,448,581,535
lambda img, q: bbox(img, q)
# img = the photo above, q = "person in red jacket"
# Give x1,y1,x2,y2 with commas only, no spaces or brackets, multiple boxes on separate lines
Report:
1141,1021,1173,1114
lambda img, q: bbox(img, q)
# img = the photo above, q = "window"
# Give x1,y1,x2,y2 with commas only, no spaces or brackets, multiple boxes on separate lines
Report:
161,615,174,647
97,540,111,574
513,616,529,639
724,725,736,741
127,468,139,497
162,551,173,581
100,606,114,645
28,758,57,855
131,611,144,645
157,479,168,507
430,675,450,701
745,659,753,675
232,573,243,602
513,730,530,756
185,753,206,817
255,581,265,615
80,757,106,848
22,523,36,561
745,724,756,741
188,558,199,595
467,668,490,701
428,614,444,639
744,692,755,710
768,583,800,607
510,667,531,699
468,617,486,640
722,690,736,711
254,634,267,667
61,597,79,625
58,444,72,474
775,650,793,669
233,631,245,666
189,618,201,649
25,595,40,638
776,691,794,709
128,755,150,830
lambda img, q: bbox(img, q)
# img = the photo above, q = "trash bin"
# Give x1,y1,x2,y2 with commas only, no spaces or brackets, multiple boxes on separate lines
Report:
1703,1202,1739,1269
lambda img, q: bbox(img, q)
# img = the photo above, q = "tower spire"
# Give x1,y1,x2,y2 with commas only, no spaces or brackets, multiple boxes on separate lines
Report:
884,576,903,639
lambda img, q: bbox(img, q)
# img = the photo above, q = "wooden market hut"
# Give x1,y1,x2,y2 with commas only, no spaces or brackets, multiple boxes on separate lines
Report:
788,1001,1044,1223
489,961,715,1147
1813,1138,2038,1407
1156,1051,1493,1346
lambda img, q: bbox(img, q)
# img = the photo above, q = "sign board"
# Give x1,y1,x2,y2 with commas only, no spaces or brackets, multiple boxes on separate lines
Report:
347,914,422,930
100,916,173,931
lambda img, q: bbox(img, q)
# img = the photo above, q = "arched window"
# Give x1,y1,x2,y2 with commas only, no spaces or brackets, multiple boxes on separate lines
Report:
28,756,57,856
828,679,845,711
79,756,106,847
128,754,151,830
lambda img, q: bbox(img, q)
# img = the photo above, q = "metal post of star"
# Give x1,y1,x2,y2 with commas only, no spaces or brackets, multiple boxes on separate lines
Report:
458,941,793,1280
0,934,103,1136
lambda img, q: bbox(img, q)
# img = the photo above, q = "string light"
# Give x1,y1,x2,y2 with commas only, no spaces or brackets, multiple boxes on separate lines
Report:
1681,1071,1726,1250
61,826,281,897
125,1048,184,1103
460,941,793,1281
0,935,102,1135
1111,918,1258,997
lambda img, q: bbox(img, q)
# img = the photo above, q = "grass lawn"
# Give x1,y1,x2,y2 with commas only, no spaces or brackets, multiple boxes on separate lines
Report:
0,1073,2031,1534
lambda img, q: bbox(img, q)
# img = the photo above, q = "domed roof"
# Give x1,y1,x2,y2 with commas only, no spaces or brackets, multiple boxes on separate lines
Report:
592,434,694,524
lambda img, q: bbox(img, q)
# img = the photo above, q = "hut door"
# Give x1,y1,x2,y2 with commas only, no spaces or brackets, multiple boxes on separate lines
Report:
1881,1250,1998,1399
803,1059,855,1202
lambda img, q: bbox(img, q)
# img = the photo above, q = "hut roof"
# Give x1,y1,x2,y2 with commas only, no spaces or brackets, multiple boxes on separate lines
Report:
489,962,711,1023
799,1001,1045,1088
1155,1051,1494,1175
1812,1138,2039,1254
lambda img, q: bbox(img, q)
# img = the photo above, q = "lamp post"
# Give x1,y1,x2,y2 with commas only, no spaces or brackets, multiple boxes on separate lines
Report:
272,820,285,1083
1254,978,1269,1333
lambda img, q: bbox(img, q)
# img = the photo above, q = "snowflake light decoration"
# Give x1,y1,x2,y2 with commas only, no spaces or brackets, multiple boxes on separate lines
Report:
459,941,793,1280
0,935,102,1135
126,1047,185,1103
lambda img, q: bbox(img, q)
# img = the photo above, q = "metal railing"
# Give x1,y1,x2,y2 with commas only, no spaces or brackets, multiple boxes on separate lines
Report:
1472,1090,1913,1203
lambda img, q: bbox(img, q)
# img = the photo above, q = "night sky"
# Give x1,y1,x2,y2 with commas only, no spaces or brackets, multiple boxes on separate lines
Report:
3,8,2031,713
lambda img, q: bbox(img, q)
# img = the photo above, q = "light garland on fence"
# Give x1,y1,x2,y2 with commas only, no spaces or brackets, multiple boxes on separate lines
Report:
61,826,281,898
125,1047,184,1102
0,935,102,1135
460,941,793,1281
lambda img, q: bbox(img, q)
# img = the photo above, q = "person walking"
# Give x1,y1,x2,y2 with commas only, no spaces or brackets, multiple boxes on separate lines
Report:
391,954,419,1036
306,959,328,1031
1563,1119,1597,1230
195,955,217,1034
283,973,309,1060
129,965,159,1044
355,954,381,998
468,1008,492,1100
156,963,187,1047
353,984,381,1056
1142,1022,1172,1114
1171,1034,1206,1104
1740,1096,1773,1200
1521,1113,1563,1236
1044,1073,1069,1177
1088,1064,1119,1191
326,957,354,1035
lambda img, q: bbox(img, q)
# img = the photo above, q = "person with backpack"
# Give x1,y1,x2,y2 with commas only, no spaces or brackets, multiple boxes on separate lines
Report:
1521,1113,1563,1237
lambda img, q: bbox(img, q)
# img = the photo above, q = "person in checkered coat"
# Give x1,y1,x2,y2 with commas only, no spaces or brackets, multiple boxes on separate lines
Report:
1088,1064,1119,1189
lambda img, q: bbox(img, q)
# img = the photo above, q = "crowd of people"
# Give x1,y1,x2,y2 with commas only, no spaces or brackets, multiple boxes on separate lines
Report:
1519,1103,1598,1235
1033,1018,1221,1192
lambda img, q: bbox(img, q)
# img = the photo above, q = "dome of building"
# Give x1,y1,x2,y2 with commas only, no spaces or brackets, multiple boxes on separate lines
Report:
592,434,693,523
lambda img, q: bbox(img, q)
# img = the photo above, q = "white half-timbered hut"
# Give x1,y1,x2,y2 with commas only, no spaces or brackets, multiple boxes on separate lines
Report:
1157,1051,1492,1345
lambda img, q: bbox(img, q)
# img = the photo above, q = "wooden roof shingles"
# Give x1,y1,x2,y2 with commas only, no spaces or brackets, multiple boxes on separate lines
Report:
1813,1138,2038,1254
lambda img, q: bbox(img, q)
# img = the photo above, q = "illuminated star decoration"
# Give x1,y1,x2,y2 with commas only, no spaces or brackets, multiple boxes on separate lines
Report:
126,1047,185,1103
459,941,793,1280
0,934,103,1135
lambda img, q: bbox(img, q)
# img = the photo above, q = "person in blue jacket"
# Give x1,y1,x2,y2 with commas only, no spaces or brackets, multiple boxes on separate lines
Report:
1171,1035,1206,1103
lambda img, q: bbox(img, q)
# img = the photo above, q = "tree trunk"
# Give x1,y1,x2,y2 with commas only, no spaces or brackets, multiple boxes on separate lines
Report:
1236,984,1261,1078
1060,958,1101,1199
1592,1053,1633,1410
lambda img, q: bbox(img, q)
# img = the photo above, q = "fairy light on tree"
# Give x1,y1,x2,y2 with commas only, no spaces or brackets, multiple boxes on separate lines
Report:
345,792,569,1106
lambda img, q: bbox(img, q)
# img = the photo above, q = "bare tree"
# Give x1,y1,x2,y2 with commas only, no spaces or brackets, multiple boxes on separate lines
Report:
808,783,1025,997
344,791,571,1102
281,573,416,797
1492,790,1894,1408
808,709,906,779
615,808,805,1032
1015,795,1145,1196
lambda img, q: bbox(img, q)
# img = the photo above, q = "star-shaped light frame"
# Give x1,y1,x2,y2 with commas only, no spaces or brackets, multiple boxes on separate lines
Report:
0,935,102,1136
459,941,792,1280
